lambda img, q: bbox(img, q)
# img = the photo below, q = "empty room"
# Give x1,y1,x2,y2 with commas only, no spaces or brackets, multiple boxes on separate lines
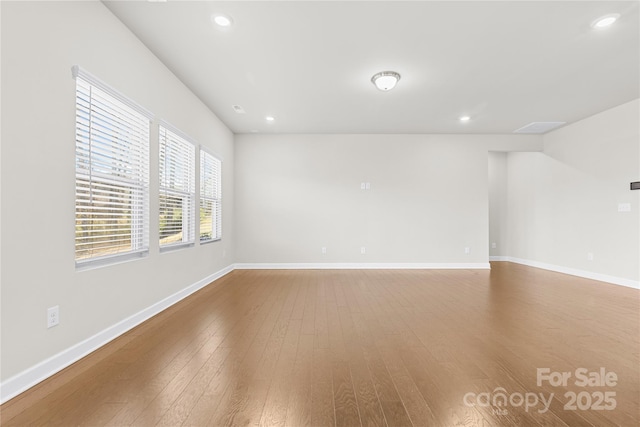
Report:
1,1,639,426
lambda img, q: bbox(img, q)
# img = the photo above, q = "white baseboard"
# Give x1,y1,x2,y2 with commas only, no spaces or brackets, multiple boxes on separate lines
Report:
506,257,639,290
3,258,634,404
0,264,235,404
234,262,491,270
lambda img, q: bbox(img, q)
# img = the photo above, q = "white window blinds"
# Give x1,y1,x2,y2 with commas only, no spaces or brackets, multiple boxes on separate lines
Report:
159,125,196,247
200,149,222,242
74,67,151,264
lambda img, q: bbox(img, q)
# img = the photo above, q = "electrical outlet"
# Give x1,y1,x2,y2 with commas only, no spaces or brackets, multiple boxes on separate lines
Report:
360,182,366,190
491,242,497,249
47,306,59,328
464,247,471,254
360,247,366,254
587,252,594,261
322,247,327,254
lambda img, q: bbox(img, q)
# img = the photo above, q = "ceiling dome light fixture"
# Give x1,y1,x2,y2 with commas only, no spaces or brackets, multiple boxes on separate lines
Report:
459,115,471,122
212,14,233,27
371,71,401,91
592,13,620,29
265,116,275,122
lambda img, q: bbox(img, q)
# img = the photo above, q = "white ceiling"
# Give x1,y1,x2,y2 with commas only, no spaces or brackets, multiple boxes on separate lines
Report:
104,1,639,134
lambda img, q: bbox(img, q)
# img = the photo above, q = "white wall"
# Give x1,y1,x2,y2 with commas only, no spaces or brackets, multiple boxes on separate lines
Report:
507,99,640,283
3,0,634,404
1,1,234,385
488,152,508,258
235,134,540,266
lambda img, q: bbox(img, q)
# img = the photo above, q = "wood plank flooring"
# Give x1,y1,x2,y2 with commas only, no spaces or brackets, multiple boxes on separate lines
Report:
1,262,638,426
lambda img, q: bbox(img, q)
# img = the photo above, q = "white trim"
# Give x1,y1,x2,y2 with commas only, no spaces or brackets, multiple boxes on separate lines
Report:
489,256,509,261
71,65,153,119
506,257,639,290
0,264,234,404
158,120,197,145
199,144,224,163
234,262,491,270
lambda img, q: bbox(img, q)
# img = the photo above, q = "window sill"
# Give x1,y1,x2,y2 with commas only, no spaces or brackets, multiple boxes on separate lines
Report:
199,237,221,245
76,250,148,272
160,242,195,253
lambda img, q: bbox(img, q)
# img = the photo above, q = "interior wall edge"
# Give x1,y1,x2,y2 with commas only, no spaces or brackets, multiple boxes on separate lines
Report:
505,257,639,290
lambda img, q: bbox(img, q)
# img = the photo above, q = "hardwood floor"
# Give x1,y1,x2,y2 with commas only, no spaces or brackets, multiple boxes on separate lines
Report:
1,262,638,426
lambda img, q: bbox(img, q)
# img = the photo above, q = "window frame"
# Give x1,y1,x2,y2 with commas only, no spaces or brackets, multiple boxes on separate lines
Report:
73,66,152,269
199,147,222,244
158,123,196,251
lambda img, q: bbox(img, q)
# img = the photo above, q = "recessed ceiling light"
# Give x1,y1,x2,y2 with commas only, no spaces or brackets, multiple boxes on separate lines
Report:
459,115,471,122
592,13,620,29
212,14,233,27
265,116,275,122
371,71,401,91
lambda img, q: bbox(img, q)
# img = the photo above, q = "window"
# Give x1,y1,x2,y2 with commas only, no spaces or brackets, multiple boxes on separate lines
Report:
74,67,151,265
200,149,222,242
159,125,196,248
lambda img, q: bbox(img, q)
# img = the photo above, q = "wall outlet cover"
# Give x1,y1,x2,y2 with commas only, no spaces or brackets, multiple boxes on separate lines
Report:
47,306,59,328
